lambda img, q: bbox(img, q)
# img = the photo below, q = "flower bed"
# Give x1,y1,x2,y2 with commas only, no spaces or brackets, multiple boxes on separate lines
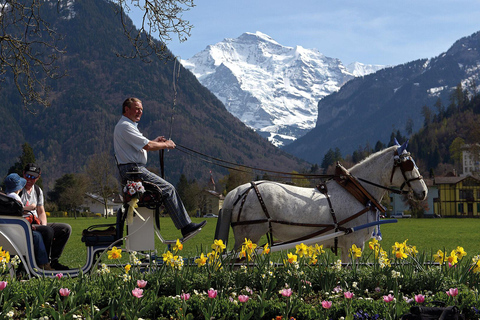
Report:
1,238,480,319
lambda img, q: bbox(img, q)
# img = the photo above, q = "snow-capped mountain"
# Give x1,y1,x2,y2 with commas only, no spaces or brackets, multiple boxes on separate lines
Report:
183,32,384,146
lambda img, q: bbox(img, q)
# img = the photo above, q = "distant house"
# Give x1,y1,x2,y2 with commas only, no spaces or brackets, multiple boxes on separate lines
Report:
200,189,224,216
461,144,480,176
433,175,480,217
83,193,123,216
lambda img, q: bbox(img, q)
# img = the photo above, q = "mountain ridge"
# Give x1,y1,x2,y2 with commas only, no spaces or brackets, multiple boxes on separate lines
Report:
285,30,480,164
183,31,384,147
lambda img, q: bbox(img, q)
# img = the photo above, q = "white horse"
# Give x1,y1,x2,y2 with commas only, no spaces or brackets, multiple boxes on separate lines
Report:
214,141,427,261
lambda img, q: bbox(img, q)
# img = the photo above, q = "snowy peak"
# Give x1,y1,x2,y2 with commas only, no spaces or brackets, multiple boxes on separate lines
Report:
183,32,384,146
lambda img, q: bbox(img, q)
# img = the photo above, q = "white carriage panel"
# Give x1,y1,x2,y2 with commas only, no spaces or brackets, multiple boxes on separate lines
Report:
126,207,155,251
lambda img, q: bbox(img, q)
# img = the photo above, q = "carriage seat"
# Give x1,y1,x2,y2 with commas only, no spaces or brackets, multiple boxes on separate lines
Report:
81,206,126,247
120,166,164,210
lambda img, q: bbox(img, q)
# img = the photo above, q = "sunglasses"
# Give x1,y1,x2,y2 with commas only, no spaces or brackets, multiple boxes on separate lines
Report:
25,174,39,179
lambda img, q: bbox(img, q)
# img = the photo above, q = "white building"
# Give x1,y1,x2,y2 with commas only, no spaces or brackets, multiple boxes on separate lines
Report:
83,193,122,216
461,145,480,176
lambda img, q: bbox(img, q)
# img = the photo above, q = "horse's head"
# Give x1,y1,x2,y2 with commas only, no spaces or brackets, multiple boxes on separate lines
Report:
390,140,428,200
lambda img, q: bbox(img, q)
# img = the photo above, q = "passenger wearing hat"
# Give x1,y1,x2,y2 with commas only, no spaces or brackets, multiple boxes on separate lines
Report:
4,173,52,270
21,163,72,271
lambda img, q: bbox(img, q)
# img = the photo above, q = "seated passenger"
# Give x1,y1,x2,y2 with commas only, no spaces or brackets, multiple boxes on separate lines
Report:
4,173,52,271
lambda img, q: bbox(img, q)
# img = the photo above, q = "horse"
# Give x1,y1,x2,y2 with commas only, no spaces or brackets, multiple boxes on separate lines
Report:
214,141,427,261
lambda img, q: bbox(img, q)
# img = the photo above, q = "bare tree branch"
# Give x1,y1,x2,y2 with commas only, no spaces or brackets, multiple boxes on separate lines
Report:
0,0,194,109
112,0,194,61
0,0,66,109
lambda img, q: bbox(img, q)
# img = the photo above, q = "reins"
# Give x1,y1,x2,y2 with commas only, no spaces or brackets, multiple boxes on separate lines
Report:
176,143,412,196
160,56,182,179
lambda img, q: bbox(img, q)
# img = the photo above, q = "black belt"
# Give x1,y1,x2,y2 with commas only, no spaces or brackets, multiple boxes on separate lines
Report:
119,163,145,167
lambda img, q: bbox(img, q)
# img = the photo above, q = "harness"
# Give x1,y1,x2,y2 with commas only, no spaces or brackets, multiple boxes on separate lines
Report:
230,151,419,252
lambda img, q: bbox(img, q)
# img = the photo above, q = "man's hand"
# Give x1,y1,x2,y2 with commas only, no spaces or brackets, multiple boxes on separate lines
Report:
24,203,36,212
154,136,167,142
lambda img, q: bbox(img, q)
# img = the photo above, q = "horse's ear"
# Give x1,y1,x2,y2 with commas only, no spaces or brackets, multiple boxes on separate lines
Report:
397,139,409,154
394,138,400,146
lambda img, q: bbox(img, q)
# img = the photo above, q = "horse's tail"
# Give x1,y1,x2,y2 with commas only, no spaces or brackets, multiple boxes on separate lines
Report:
214,207,232,245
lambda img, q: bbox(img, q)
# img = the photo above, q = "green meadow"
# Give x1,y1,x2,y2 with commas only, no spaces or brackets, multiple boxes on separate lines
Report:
50,216,480,268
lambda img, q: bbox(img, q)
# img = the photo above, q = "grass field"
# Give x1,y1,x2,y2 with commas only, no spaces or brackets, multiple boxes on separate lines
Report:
49,216,480,268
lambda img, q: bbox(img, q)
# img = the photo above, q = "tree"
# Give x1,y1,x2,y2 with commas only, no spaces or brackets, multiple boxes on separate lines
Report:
1,0,194,107
421,105,432,127
449,137,465,165
176,174,200,213
405,118,414,136
374,141,386,152
220,167,254,194
7,142,44,188
48,173,87,217
8,142,36,175
85,152,119,218
321,148,342,171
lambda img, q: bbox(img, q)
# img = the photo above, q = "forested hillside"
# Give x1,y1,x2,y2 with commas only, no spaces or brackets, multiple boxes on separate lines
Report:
0,0,308,191
319,83,480,177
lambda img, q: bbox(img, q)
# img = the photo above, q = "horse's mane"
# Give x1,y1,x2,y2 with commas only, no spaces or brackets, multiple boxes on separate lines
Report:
349,145,397,171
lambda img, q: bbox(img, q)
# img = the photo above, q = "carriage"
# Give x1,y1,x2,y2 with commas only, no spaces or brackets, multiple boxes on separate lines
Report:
0,140,427,276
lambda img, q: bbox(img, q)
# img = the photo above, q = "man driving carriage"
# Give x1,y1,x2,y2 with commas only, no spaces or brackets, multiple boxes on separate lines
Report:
114,97,206,240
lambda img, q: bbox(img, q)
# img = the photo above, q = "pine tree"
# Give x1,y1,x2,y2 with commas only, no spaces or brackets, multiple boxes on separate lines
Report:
8,142,36,175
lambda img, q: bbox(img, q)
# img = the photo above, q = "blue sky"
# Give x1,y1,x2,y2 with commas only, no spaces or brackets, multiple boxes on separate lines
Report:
130,0,480,66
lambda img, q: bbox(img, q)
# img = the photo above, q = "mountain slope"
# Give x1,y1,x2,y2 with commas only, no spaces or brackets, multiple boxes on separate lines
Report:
0,0,308,190
285,31,480,164
183,32,384,146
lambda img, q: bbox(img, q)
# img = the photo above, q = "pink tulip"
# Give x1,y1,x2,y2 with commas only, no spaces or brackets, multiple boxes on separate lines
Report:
238,295,249,303
344,291,354,299
0,281,7,290
137,280,147,288
59,288,70,297
132,288,144,298
208,289,217,298
414,294,424,303
383,294,394,302
281,288,293,297
180,292,190,301
446,288,458,297
321,300,332,309
56,273,63,279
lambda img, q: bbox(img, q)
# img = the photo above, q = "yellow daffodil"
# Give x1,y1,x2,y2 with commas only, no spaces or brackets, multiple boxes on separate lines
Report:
286,252,297,264
262,243,270,255
472,260,480,273
446,253,458,266
295,243,308,257
349,244,362,259
369,238,380,251
454,246,467,260
243,238,257,254
124,264,131,273
162,251,173,261
212,239,226,253
433,250,445,264
173,239,183,253
107,246,122,260
194,253,207,267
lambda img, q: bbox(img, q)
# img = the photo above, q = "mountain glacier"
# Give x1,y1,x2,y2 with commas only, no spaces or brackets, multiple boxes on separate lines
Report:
182,31,384,146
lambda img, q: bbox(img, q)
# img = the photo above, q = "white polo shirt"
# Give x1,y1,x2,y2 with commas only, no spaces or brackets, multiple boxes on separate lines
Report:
114,116,150,165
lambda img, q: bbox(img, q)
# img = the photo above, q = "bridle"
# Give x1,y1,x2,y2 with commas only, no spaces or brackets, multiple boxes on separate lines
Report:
356,148,423,196
390,150,423,192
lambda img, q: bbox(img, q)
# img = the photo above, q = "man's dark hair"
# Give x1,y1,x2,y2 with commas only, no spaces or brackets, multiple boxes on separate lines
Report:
122,97,142,114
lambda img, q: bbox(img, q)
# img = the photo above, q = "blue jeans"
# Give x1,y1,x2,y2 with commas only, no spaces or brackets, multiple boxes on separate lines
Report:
119,164,191,229
32,230,49,266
